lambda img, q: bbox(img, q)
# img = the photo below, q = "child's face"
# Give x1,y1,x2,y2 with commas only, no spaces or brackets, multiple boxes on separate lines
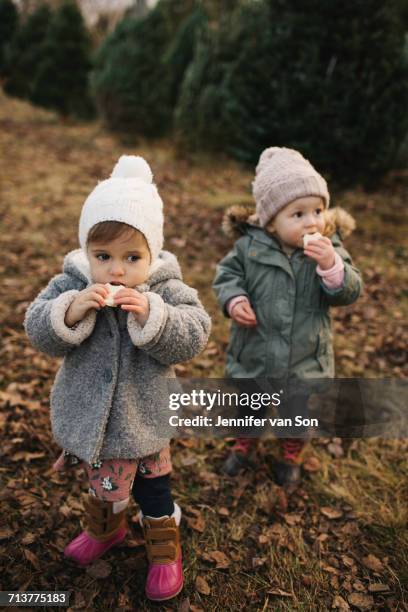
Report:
265,196,325,249
87,229,151,287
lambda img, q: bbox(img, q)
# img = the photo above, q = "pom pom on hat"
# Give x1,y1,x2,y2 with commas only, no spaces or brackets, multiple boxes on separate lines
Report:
256,146,304,174
111,155,153,183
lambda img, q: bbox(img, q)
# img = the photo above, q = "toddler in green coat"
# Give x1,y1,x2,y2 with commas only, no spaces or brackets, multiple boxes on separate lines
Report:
213,147,362,485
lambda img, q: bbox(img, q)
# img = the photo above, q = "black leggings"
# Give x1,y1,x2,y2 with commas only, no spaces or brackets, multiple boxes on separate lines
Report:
131,473,174,518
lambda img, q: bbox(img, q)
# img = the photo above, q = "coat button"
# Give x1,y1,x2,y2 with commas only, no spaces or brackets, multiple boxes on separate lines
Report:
103,369,113,383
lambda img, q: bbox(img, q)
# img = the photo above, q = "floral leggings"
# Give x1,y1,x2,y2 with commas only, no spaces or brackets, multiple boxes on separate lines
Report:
53,447,172,502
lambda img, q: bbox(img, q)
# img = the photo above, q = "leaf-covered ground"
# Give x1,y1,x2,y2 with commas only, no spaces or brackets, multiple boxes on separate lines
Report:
0,91,407,611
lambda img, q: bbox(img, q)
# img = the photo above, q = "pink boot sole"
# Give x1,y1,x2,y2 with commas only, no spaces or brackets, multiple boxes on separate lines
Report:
64,527,127,566
145,555,184,601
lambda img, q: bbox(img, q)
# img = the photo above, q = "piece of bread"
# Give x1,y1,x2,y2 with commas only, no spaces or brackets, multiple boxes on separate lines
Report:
303,232,323,247
104,283,125,307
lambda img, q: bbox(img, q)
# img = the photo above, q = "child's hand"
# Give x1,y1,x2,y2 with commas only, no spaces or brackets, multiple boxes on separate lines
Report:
114,288,150,326
231,302,257,327
304,236,335,270
65,284,108,327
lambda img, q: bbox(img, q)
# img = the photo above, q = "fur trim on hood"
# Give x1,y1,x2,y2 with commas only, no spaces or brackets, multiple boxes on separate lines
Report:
222,204,356,241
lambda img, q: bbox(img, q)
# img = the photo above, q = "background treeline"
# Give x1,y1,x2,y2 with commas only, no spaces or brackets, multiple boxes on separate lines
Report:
1,0,94,118
2,0,408,182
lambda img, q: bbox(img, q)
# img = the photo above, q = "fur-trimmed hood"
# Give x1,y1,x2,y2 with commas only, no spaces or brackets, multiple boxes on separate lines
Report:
222,205,356,241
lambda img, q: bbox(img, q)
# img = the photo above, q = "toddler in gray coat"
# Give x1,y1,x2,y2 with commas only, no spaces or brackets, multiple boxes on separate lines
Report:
24,155,211,602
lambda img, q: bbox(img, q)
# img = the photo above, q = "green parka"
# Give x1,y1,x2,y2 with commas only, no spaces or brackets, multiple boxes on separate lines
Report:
213,206,362,380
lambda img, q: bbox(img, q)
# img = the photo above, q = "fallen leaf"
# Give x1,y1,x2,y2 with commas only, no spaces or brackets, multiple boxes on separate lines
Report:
267,588,293,597
174,364,187,376
21,533,36,545
321,507,343,519
368,583,390,593
209,550,230,569
10,451,46,462
339,349,356,359
178,597,191,612
125,536,145,548
71,591,86,609
267,523,286,537
352,580,366,592
117,592,131,608
217,507,230,517
332,594,350,610
347,593,374,611
195,576,210,596
170,237,186,248
180,454,197,466
362,554,383,573
284,513,302,526
195,358,213,369
342,577,353,593
198,470,220,486
185,514,205,533
276,487,288,512
231,529,244,542
341,555,355,568
24,548,40,570
184,505,201,518
341,522,360,537
176,439,197,448
327,442,344,458
252,556,267,568
86,559,112,579
303,456,321,472
320,562,340,575
59,504,72,518
330,575,340,590
0,529,13,541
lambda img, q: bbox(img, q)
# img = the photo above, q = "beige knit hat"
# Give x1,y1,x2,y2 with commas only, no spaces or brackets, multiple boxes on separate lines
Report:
252,147,330,227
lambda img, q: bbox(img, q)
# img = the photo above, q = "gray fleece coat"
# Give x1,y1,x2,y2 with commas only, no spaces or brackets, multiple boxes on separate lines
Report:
24,249,211,464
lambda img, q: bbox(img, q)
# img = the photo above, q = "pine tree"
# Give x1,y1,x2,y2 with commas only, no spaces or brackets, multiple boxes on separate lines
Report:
0,0,18,77
176,0,408,182
92,0,202,136
163,5,207,104
4,4,52,100
30,1,94,119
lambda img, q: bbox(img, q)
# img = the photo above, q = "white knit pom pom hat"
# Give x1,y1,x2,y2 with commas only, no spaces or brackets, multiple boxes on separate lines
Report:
79,155,164,262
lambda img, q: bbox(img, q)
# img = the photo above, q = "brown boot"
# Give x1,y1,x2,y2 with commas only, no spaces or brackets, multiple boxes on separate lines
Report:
64,494,128,566
82,494,127,540
141,504,184,601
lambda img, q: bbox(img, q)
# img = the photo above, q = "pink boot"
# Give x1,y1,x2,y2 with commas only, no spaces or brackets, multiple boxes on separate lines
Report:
140,504,183,601
64,494,127,566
